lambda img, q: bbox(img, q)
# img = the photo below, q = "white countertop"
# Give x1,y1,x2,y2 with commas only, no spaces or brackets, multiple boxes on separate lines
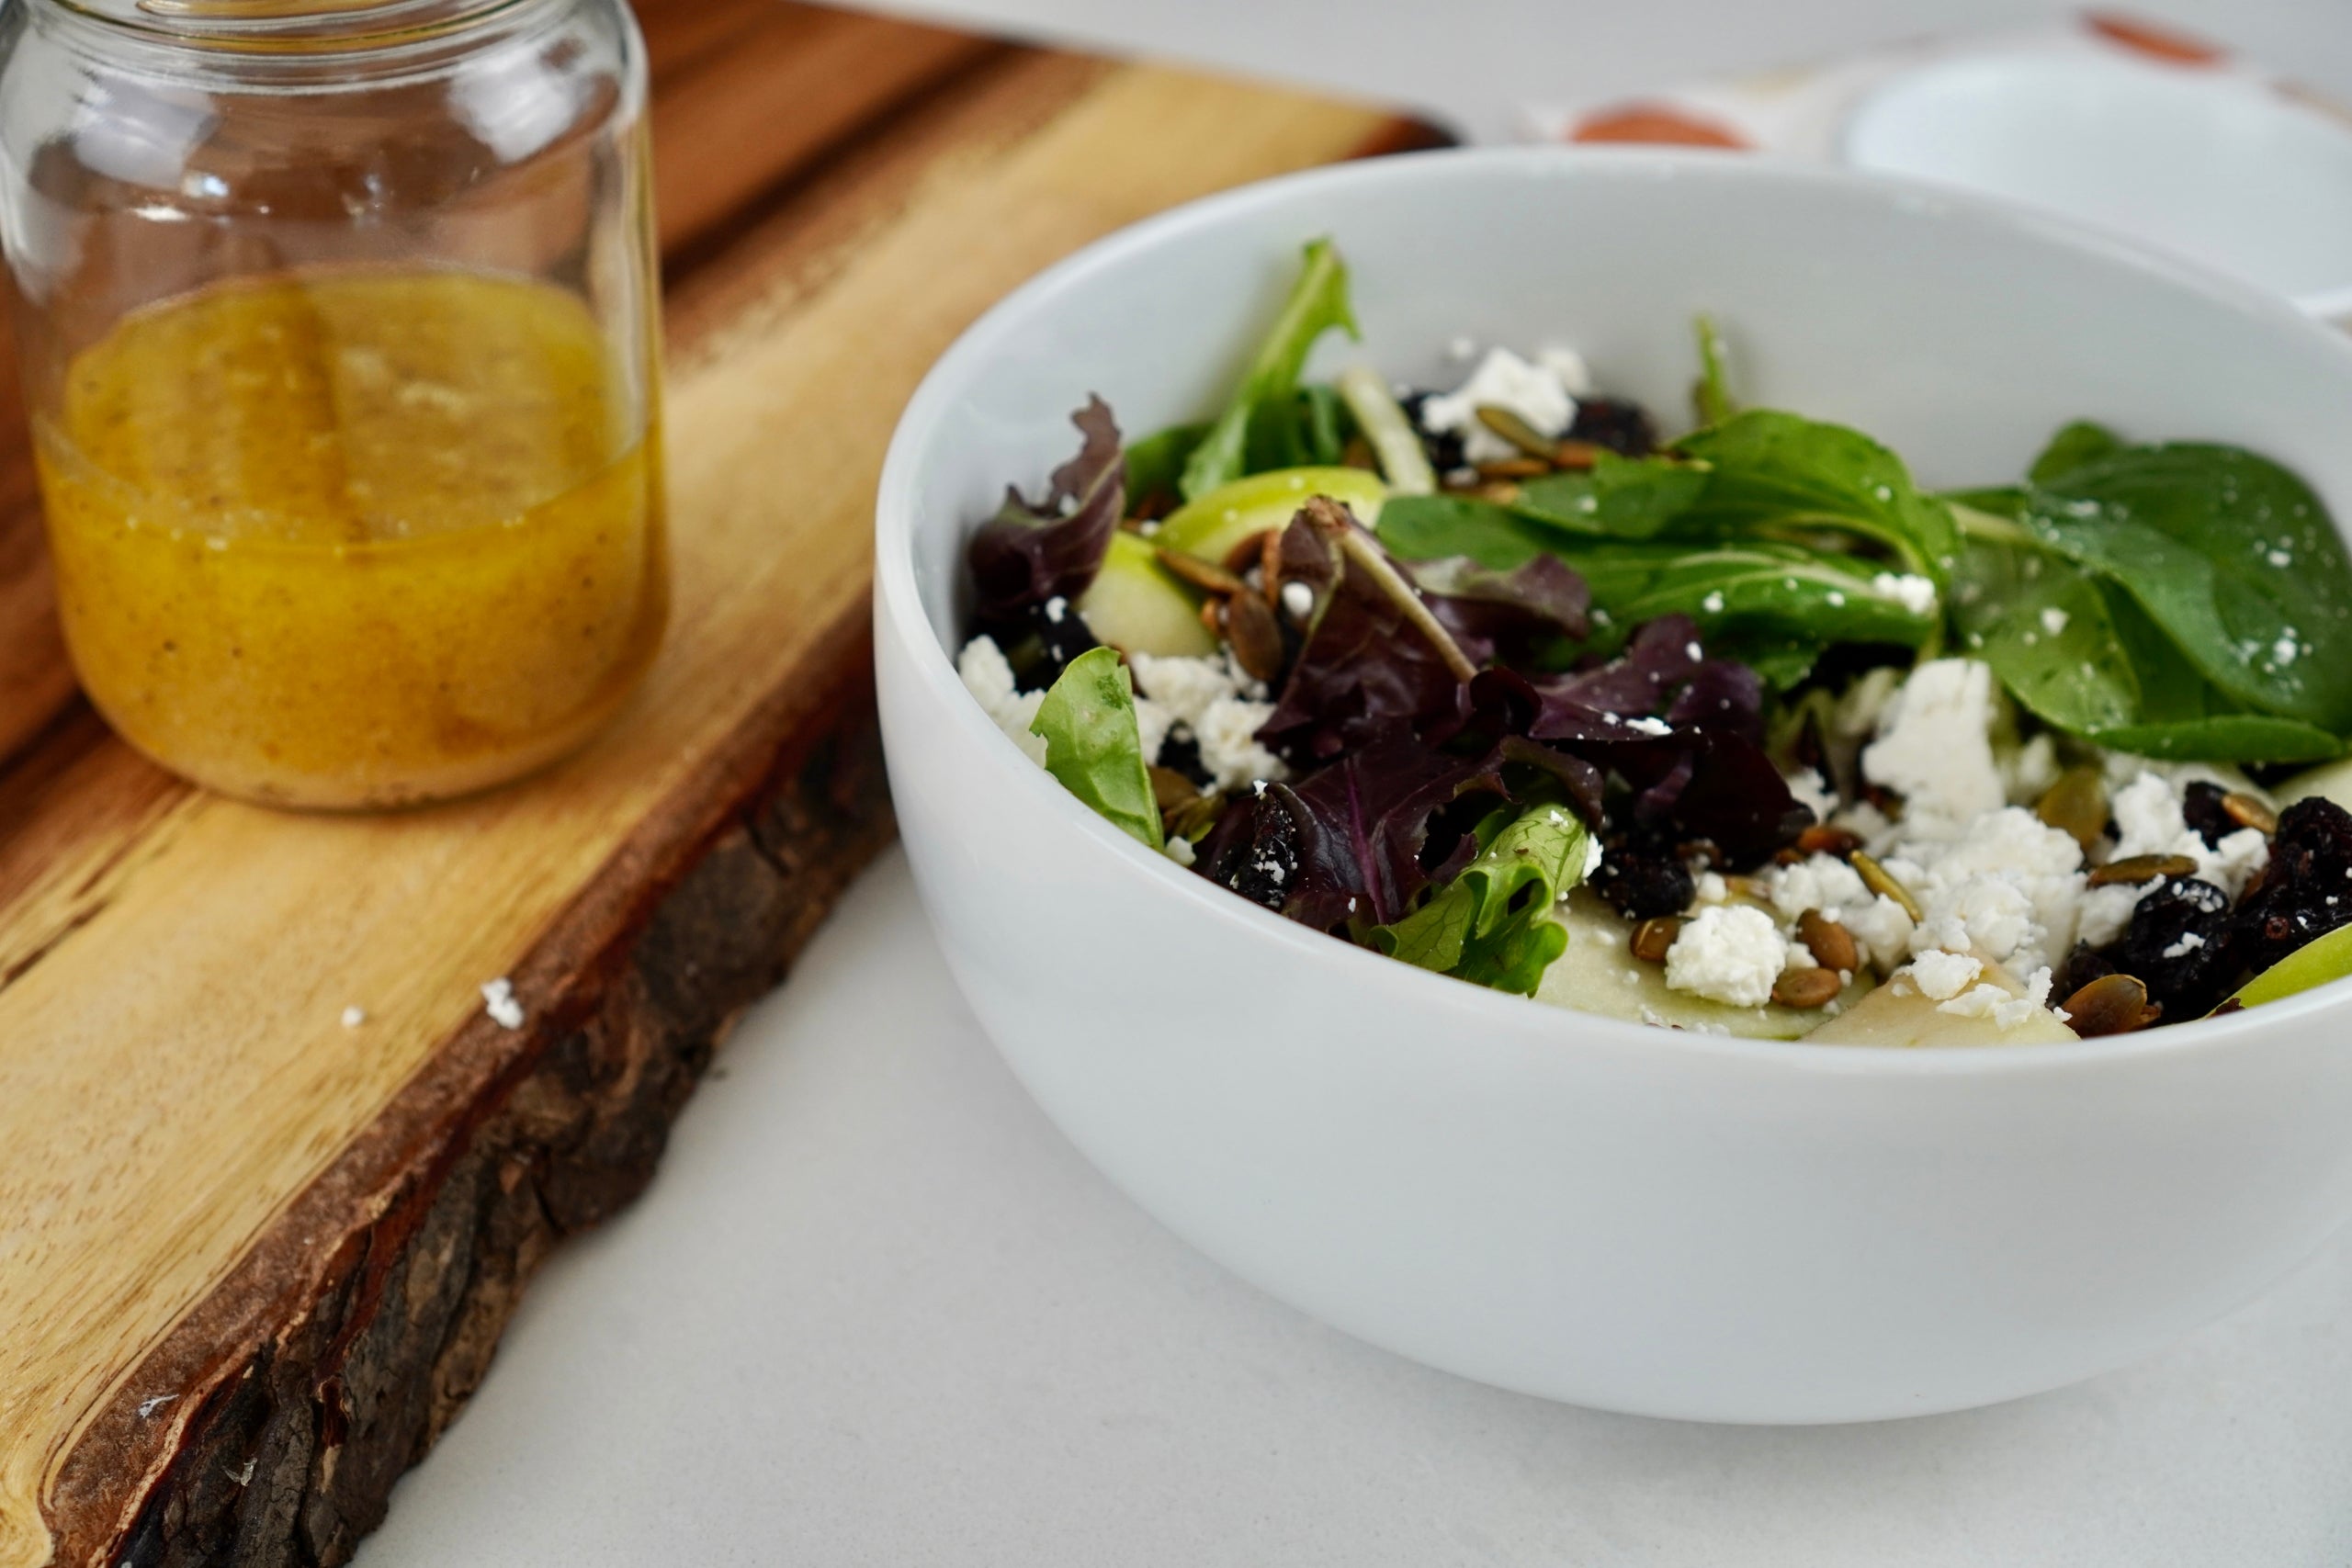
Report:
362,5,2352,1561
365,852,2352,1566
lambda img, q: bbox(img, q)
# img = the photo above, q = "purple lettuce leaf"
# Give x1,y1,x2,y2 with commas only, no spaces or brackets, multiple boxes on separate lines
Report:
967,396,1125,621
1415,555,1592,666
1258,503,1479,765
1195,733,1509,931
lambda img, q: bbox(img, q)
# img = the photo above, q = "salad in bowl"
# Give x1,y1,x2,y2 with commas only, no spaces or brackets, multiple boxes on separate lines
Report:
954,239,2352,1048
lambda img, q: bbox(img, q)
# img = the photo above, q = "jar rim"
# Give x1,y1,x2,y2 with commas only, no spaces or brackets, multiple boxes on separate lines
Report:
38,0,539,52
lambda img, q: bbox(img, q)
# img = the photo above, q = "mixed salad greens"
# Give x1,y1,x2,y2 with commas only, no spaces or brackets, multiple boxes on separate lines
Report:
956,240,2352,1044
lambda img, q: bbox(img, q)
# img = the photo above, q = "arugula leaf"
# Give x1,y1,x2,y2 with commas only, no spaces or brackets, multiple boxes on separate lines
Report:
2028,420,2121,485
1029,647,1164,850
1372,795,1594,994
1673,411,1961,584
2016,441,2352,731
1125,421,1207,503
1516,451,1710,541
1180,238,1359,501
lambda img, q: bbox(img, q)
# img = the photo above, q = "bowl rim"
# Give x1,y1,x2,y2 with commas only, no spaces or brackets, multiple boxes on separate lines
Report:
876,142,2352,1078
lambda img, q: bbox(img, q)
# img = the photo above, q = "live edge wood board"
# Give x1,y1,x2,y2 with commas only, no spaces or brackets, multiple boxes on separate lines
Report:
0,6,1436,1565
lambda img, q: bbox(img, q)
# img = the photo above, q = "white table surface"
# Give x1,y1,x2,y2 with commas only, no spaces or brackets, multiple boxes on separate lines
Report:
364,852,2352,1566
363,6,2352,1562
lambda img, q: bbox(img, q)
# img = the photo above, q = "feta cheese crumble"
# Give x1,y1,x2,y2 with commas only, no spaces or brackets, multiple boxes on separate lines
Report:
1859,658,2006,839
1130,650,1285,792
1871,572,1939,617
2076,768,2272,946
1665,905,1793,1009
957,635,1048,766
1418,346,1579,464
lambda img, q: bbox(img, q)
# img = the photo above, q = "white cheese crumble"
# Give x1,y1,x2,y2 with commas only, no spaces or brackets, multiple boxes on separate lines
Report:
1664,905,1792,1008
1419,346,1579,464
1783,766,1838,825
957,635,1048,766
1536,345,1595,395
1905,948,1983,1001
1280,579,1316,620
481,977,525,1031
1860,658,2007,840
1130,650,1286,792
1162,835,1197,868
2040,607,2071,636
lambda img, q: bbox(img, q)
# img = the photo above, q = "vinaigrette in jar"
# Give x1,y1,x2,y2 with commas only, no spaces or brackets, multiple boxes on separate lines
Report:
34,268,667,808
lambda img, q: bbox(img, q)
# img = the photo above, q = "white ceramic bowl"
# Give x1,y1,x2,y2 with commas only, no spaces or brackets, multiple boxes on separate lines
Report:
875,148,2352,1424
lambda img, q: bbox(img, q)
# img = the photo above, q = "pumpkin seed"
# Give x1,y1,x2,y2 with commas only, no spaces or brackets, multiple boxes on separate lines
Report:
1773,966,1844,1010
1224,588,1286,682
1794,824,1862,858
2086,852,2199,888
2063,973,2163,1037
1220,528,1274,575
2035,766,2109,855
1476,457,1549,480
1849,851,1923,921
1630,917,1681,964
1148,766,1203,814
1156,547,1248,596
1550,438,1606,471
2222,791,2279,835
1797,908,1859,974
1473,404,1558,460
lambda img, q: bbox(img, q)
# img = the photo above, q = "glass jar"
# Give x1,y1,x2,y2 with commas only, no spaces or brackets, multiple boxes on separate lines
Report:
0,0,666,809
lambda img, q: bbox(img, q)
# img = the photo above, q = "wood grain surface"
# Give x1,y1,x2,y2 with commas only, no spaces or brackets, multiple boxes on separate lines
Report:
0,6,1434,1564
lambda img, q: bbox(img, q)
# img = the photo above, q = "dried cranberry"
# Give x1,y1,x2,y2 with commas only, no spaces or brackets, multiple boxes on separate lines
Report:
1002,594,1100,692
1593,825,1694,920
2233,796,2352,976
1568,395,1659,457
1158,725,1214,789
2113,877,2234,1020
2180,781,2235,849
2055,942,2118,999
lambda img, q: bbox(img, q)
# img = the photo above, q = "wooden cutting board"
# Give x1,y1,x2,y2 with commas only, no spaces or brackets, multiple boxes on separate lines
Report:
0,7,1437,1565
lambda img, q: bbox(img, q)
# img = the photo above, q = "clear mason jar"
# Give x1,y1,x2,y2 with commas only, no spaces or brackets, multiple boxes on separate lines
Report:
0,0,667,809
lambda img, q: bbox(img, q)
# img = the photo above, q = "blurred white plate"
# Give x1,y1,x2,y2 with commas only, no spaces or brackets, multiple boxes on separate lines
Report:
1846,52,2352,322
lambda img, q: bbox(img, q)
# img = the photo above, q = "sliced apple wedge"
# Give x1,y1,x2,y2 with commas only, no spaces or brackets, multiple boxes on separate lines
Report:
1535,891,1864,1041
1805,962,2075,1047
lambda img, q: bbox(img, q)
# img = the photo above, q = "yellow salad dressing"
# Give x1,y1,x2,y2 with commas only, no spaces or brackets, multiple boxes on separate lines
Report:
34,269,667,808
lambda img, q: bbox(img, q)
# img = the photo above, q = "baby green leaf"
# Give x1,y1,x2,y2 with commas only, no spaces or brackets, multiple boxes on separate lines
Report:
2028,420,2122,485
1030,647,1165,850
1180,238,1359,501
1375,495,1553,570
1692,313,1736,428
2018,442,2352,730
1125,421,1208,503
1372,796,1593,995
1516,452,1711,540
1951,538,2342,762
1673,410,1962,583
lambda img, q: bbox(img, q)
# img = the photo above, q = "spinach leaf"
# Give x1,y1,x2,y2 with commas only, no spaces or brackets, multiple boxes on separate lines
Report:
1374,494,1553,570
1673,411,1961,584
1516,451,1710,540
2018,442,2352,730
1555,540,1939,664
1125,421,1207,503
1030,647,1165,849
1180,238,1359,501
1951,536,2343,762
1372,795,1593,995
2028,420,2121,485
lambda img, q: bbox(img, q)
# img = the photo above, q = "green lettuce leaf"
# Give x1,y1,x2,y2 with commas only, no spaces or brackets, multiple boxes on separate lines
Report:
1179,238,1359,501
1371,796,1594,995
1514,451,1711,541
1030,647,1165,849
